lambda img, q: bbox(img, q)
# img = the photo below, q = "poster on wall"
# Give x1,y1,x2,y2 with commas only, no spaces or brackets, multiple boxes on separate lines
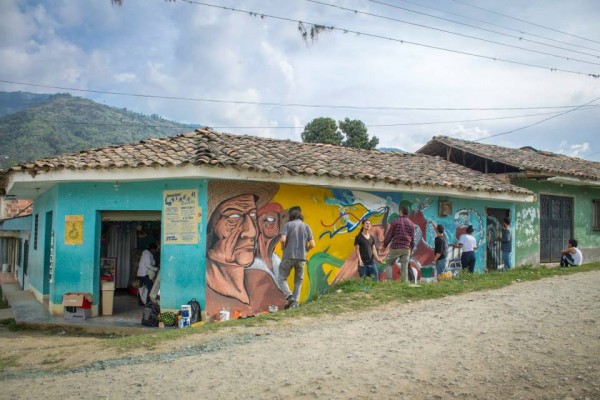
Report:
163,189,201,244
64,215,83,245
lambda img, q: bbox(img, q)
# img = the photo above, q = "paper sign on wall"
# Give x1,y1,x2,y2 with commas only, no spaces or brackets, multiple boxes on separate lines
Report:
65,215,83,245
163,189,200,244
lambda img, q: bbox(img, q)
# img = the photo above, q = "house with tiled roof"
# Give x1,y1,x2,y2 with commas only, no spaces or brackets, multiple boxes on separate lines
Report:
1,129,534,320
417,136,600,266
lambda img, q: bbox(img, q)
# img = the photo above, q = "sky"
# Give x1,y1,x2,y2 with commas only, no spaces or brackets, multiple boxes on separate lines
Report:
1,0,599,158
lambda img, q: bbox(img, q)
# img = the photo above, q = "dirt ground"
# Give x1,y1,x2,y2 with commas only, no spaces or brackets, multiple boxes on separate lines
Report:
1,270,599,400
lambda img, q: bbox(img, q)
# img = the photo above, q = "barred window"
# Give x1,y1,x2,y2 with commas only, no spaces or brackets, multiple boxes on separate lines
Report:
593,200,600,231
33,214,39,250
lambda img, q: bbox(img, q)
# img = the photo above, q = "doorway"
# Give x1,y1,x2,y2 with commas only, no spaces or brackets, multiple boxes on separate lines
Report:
100,211,161,315
540,195,573,263
486,208,510,271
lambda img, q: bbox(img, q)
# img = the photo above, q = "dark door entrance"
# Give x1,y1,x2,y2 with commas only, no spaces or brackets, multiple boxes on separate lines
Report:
540,195,573,263
486,208,510,271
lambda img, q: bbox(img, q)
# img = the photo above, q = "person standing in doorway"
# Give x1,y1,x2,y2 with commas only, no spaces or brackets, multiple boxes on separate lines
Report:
433,224,447,275
383,205,415,283
137,242,159,305
278,208,315,309
354,219,382,281
458,225,477,273
501,217,512,269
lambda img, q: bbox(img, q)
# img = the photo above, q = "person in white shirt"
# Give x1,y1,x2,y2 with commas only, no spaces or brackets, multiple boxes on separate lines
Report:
560,239,583,267
458,225,477,273
137,242,159,305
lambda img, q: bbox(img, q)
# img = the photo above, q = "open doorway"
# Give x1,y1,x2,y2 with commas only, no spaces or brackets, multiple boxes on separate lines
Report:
100,211,161,316
486,208,510,271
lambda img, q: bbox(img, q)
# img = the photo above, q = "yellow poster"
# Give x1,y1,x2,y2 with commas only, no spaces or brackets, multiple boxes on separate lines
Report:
65,215,83,245
163,189,200,244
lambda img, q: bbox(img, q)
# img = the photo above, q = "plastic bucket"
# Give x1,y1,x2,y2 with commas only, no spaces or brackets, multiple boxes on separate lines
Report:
421,266,434,279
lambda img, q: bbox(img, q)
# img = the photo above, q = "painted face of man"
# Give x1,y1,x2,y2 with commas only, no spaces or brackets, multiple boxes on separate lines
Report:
258,211,280,240
208,193,258,268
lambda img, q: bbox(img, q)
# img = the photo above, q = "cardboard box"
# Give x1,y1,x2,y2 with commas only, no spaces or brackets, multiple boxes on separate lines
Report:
62,292,93,309
64,306,92,321
63,292,93,320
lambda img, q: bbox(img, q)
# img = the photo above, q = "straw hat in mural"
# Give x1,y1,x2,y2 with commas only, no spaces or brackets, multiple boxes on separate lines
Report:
207,181,279,218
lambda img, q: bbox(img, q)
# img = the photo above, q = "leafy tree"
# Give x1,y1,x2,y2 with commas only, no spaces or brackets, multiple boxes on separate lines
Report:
339,118,379,150
301,117,343,146
301,117,379,150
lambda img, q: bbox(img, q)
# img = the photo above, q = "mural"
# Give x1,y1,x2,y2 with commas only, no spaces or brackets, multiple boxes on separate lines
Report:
206,182,488,319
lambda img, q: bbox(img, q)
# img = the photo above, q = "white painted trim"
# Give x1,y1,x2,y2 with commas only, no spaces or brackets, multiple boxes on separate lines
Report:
6,164,534,202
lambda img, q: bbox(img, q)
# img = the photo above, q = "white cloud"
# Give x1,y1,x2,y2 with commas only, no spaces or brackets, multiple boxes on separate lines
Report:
1,0,598,158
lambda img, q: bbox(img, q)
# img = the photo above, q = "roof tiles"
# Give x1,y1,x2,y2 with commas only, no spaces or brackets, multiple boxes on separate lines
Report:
2,129,532,196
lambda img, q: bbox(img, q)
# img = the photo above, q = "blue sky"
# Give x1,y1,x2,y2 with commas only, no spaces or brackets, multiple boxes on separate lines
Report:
1,0,599,158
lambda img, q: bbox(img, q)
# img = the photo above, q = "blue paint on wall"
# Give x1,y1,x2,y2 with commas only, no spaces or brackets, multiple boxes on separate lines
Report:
30,180,207,311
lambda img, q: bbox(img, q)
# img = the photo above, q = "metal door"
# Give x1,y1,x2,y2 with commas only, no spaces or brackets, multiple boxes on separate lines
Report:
540,195,573,263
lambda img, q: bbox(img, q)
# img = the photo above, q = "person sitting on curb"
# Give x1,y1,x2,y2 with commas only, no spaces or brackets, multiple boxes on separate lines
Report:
560,239,583,267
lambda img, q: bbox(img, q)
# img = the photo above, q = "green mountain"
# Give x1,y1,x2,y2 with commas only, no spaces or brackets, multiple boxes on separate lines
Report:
0,91,51,117
0,92,197,167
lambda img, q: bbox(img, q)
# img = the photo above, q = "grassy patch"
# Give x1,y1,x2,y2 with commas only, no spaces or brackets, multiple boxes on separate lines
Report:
104,263,600,349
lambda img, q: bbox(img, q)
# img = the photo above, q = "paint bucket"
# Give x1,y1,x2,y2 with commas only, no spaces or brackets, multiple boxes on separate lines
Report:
219,309,230,322
181,304,192,318
2,264,9,273
420,265,436,283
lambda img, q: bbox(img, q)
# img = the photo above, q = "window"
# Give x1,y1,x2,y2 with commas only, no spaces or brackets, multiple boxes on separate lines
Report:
593,200,600,231
33,214,39,250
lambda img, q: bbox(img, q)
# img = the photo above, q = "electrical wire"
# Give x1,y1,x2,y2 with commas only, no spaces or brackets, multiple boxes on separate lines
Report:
451,0,600,46
3,79,599,112
391,0,600,54
306,0,600,66
179,0,600,78
369,0,600,59
475,96,600,141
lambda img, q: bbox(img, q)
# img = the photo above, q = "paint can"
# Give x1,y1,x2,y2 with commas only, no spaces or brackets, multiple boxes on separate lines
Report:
219,308,230,322
181,304,192,318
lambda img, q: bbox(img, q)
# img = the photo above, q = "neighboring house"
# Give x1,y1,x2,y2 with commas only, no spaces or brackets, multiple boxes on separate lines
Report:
0,129,533,320
417,136,600,266
0,198,32,288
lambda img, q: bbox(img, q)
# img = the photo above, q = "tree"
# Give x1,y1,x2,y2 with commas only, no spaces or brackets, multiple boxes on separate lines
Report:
301,117,379,150
339,118,379,150
301,117,343,146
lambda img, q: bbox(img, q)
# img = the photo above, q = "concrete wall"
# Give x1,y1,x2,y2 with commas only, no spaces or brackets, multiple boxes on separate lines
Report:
29,180,207,315
513,179,600,264
204,182,515,319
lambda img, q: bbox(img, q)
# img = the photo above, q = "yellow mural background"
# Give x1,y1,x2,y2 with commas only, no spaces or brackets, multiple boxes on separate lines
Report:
271,184,386,301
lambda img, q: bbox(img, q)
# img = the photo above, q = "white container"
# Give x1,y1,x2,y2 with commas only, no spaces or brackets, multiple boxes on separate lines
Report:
2,263,9,273
179,317,191,328
219,309,230,322
181,304,192,318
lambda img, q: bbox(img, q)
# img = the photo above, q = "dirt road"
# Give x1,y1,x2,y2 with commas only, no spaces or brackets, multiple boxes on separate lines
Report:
1,270,599,400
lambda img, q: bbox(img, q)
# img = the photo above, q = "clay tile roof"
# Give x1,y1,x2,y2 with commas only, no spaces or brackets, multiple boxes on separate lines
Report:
1,129,532,196
419,136,600,181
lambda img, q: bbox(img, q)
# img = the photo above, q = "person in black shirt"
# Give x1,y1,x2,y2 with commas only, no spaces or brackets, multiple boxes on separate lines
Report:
354,219,382,281
433,224,447,275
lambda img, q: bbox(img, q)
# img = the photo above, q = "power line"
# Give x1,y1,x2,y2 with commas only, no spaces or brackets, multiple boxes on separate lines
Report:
476,96,600,141
13,109,593,131
179,0,599,79
451,0,600,46
3,79,599,112
306,0,600,66
370,0,600,59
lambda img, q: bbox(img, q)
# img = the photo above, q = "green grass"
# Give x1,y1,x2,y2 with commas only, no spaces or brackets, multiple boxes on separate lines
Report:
105,262,600,349
0,355,19,372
